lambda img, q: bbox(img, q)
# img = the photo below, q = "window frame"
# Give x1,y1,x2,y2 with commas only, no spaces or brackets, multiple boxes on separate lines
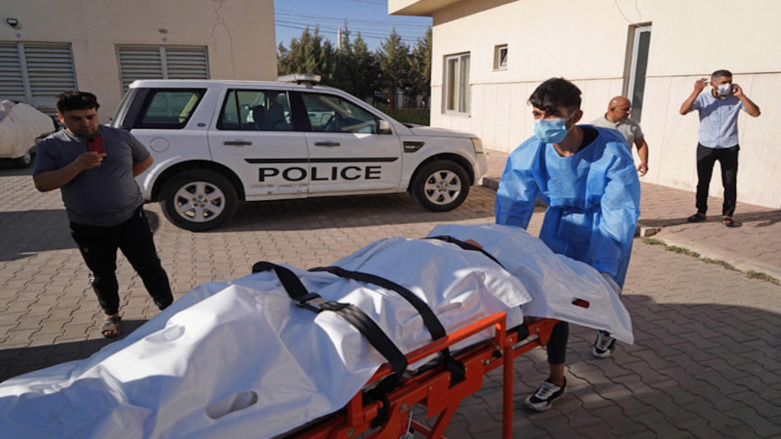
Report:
494,44,508,70
444,52,471,115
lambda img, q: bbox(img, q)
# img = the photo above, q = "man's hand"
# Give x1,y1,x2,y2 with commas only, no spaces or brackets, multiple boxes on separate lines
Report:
732,83,744,98
76,151,106,170
33,151,105,192
637,163,648,177
693,77,708,93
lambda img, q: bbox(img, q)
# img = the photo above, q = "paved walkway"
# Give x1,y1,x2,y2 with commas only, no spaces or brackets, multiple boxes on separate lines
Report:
0,154,779,438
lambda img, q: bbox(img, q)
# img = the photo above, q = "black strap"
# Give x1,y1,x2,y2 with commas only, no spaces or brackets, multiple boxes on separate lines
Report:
251,261,408,376
426,235,506,269
310,265,465,386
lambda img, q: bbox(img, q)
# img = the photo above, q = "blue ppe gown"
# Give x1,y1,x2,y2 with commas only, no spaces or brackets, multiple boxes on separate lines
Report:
495,126,641,288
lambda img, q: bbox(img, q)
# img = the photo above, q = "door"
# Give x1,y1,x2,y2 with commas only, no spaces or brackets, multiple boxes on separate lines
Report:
626,24,651,122
208,88,309,200
300,92,402,195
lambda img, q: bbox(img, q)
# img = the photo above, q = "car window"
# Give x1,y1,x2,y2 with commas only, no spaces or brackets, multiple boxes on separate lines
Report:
218,89,292,131
302,93,378,134
137,89,204,129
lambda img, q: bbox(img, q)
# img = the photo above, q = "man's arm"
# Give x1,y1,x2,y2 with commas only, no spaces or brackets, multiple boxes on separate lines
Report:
633,136,649,176
732,84,761,117
133,155,153,177
494,150,539,229
33,151,105,192
680,78,708,115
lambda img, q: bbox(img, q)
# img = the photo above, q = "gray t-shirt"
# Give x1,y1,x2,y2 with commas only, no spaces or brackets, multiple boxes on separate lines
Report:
33,125,150,226
590,115,644,147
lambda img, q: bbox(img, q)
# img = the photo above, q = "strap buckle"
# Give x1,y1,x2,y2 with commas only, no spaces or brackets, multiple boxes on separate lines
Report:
296,293,347,313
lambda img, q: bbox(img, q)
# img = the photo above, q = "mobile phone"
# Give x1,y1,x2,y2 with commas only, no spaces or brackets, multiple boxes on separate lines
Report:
87,136,105,154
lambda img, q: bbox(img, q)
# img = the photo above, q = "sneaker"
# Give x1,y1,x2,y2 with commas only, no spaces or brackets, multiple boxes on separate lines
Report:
592,331,616,358
524,378,566,411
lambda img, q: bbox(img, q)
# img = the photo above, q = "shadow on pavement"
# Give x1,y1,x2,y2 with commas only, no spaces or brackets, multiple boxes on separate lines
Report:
638,209,781,229
215,187,498,233
0,319,148,382
0,209,165,262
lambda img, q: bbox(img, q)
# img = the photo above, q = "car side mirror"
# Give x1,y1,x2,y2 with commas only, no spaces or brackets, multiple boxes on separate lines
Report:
378,119,392,135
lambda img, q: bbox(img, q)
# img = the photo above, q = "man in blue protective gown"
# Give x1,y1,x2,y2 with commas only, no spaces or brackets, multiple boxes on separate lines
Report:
495,78,640,411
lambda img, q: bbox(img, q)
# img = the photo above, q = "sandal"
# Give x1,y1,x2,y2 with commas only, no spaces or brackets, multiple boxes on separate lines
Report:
722,216,735,227
687,212,707,222
101,315,121,339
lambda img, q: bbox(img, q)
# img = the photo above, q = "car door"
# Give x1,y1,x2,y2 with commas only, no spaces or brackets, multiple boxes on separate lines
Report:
299,92,402,195
207,88,309,200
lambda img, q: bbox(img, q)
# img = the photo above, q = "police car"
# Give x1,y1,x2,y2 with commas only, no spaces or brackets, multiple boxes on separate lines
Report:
112,75,487,231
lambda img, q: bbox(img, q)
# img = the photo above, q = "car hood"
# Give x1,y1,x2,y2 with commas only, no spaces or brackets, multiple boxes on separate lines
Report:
406,125,477,138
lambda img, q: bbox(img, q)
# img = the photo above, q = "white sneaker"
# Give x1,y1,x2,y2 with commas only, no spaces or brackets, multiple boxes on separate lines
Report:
592,331,616,358
524,378,567,412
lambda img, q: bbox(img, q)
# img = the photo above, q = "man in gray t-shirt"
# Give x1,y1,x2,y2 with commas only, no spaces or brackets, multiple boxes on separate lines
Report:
33,91,173,339
591,96,649,176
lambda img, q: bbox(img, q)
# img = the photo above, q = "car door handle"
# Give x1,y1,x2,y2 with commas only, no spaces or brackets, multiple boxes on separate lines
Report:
224,140,252,146
314,141,340,147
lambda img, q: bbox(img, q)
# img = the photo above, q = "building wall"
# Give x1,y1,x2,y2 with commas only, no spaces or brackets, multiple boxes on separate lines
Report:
391,0,781,209
0,0,277,122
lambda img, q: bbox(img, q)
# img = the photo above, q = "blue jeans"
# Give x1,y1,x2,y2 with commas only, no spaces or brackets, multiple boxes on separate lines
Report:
70,207,173,315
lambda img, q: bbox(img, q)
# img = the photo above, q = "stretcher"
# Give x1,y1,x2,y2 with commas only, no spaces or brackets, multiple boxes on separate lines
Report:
291,313,558,439
0,224,631,439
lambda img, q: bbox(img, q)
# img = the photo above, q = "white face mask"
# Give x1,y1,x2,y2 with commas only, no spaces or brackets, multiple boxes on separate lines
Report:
716,83,733,96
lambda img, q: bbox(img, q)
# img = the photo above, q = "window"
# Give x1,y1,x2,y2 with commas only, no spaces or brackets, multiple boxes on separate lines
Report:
626,24,651,122
117,45,209,91
494,45,508,70
219,90,291,131
0,42,77,114
136,89,205,129
301,93,378,134
444,53,470,114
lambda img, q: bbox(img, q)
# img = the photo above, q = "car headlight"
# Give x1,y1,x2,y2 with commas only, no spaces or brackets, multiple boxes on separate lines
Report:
471,138,484,153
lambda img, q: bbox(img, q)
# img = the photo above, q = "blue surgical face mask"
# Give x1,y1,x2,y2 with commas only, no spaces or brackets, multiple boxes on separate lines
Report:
534,117,570,144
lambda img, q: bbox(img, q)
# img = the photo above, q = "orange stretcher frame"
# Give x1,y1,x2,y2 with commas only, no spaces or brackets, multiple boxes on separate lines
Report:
294,312,557,439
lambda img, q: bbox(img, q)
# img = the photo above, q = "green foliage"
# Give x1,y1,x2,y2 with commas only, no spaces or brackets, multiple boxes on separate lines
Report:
385,109,430,126
278,25,432,108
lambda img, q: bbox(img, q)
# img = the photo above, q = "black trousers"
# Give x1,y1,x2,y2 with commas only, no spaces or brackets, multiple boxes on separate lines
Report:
70,207,173,315
546,321,569,365
696,144,739,217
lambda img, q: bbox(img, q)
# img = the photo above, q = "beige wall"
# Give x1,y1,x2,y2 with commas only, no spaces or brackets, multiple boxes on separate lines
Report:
391,0,781,209
0,0,277,122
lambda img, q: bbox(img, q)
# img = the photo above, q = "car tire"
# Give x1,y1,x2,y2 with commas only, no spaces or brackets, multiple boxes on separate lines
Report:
160,169,238,232
410,160,470,212
10,149,33,168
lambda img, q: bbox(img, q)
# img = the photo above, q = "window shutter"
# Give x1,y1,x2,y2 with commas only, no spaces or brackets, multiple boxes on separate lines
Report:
24,43,78,113
118,45,208,91
0,43,26,102
0,42,76,114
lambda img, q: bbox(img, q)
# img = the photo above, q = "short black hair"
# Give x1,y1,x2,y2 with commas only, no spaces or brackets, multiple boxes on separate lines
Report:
55,91,100,114
528,78,581,114
711,69,732,81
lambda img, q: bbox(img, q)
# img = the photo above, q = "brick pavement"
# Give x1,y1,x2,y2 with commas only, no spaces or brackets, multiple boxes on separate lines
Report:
0,158,779,438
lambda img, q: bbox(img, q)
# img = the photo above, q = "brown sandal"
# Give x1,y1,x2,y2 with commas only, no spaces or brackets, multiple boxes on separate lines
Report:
101,315,121,339
722,216,735,227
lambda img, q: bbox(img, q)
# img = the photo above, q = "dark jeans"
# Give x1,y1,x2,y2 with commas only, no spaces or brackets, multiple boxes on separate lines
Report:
70,207,173,315
696,144,739,217
546,321,569,365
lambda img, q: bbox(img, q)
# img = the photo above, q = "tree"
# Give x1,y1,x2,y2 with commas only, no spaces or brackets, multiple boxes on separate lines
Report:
277,26,335,79
377,29,409,110
407,27,432,108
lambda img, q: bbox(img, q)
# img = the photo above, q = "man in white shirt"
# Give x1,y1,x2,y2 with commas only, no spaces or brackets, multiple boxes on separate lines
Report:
591,96,649,176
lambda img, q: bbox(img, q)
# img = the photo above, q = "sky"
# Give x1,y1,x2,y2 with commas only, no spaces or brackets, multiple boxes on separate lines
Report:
274,0,432,51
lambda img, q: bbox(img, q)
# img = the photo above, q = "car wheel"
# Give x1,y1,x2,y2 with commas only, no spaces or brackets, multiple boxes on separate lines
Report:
160,169,238,232
10,149,33,168
410,160,470,212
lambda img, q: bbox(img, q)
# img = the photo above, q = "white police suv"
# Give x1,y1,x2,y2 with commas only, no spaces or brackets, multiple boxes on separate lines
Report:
112,75,487,231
